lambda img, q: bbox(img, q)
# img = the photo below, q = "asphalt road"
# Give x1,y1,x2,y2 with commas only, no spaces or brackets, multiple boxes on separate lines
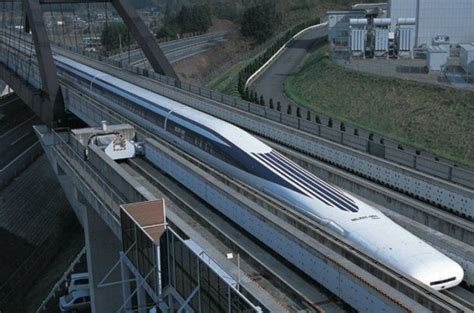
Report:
250,26,328,113
111,31,227,68
0,96,39,169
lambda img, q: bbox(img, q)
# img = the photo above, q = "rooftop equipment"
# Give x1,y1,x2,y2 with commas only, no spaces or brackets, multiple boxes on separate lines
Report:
432,35,451,52
349,18,368,58
396,18,416,58
373,18,391,58
427,46,449,71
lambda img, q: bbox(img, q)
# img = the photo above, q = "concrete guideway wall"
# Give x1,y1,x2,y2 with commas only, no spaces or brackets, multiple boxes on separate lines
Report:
115,77,473,220
143,139,426,313
3,31,474,193
60,85,465,312
53,43,474,194
50,49,473,220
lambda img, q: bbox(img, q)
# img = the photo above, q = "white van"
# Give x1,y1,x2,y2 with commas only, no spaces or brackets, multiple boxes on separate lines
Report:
66,272,89,293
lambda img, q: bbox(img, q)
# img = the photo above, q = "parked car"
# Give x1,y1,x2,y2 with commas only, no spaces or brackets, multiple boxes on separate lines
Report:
66,272,89,293
59,289,91,312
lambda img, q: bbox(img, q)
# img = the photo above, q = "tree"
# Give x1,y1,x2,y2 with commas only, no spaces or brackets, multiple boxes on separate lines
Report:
159,4,213,38
101,22,131,52
241,2,277,43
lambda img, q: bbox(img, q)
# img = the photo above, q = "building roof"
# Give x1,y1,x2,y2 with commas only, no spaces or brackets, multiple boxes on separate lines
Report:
459,43,474,52
428,45,449,53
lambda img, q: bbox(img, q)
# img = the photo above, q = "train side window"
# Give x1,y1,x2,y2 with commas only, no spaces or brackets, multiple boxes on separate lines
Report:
204,142,214,154
173,126,186,139
194,137,204,149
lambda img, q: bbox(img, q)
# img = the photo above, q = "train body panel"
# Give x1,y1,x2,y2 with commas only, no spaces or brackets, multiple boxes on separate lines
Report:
54,55,464,290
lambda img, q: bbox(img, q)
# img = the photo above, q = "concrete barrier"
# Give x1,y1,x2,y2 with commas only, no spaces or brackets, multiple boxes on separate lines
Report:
385,148,415,168
452,167,474,189
342,133,368,152
249,105,266,117
300,119,320,135
320,126,342,144
416,157,451,180
281,114,299,128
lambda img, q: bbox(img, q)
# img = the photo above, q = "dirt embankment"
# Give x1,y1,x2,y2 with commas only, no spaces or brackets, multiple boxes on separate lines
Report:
174,18,254,85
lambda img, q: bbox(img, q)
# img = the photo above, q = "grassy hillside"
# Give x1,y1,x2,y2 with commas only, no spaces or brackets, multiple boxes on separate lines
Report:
284,44,474,167
207,58,252,96
207,0,365,92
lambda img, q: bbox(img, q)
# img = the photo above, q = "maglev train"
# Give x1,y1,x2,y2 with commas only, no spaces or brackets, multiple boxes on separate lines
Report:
54,55,464,290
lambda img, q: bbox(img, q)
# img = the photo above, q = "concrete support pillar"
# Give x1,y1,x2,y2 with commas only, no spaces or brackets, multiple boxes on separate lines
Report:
84,204,123,313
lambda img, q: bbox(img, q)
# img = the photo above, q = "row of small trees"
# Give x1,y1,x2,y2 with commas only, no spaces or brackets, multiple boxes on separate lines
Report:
237,18,320,99
241,88,343,129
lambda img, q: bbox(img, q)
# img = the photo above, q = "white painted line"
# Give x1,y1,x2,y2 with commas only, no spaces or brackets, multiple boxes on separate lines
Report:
10,132,30,146
0,140,40,172
0,116,36,138
0,96,18,108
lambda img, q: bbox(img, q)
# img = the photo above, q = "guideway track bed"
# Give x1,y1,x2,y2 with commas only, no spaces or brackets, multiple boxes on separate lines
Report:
58,77,470,312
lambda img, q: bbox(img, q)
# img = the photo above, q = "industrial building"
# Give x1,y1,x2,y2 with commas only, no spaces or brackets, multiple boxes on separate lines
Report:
388,0,474,46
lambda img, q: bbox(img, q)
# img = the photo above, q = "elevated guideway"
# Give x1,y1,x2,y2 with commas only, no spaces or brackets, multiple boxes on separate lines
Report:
45,46,474,251
37,70,471,312
48,44,474,222
1,26,472,312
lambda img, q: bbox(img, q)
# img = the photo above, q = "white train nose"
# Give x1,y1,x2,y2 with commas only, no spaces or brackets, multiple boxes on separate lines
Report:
407,257,464,290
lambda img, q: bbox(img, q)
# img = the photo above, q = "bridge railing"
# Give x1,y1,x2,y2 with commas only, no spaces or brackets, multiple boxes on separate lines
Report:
51,129,125,222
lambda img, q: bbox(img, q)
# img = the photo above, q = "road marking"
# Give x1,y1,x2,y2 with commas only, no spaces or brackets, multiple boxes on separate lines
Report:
0,116,36,138
10,132,31,146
